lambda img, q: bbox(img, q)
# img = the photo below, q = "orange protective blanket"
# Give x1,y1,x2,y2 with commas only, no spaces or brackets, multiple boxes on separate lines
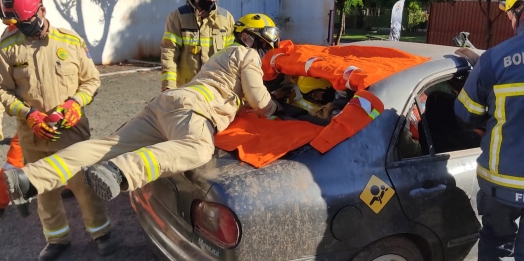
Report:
214,110,324,168
262,40,430,91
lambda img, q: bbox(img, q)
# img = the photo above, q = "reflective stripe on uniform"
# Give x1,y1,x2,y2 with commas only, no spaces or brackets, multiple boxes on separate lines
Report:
86,219,111,234
134,148,159,183
294,99,315,111
0,33,24,51
187,85,215,102
8,100,25,118
478,165,524,190
163,31,183,46
489,83,524,172
76,91,92,105
44,155,73,184
44,225,69,237
161,71,177,82
48,29,81,46
225,35,235,46
352,95,380,119
457,89,486,116
267,115,278,120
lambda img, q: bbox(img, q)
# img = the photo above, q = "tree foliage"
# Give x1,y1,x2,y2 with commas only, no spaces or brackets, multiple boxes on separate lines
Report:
334,0,364,45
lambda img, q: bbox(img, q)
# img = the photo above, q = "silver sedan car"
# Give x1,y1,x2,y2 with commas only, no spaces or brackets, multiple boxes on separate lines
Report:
130,40,485,261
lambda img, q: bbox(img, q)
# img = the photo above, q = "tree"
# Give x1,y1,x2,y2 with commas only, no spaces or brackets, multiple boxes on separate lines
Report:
335,0,364,45
477,0,504,49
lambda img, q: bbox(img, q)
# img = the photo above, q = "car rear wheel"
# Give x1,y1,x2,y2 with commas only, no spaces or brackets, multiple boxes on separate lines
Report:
351,236,424,261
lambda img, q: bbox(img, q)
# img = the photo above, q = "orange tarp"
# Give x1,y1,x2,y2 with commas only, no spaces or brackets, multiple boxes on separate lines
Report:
310,90,384,153
214,110,324,168
213,41,429,168
262,40,430,91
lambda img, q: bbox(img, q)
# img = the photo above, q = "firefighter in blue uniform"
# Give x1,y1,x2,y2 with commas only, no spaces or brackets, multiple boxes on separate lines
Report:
454,0,524,259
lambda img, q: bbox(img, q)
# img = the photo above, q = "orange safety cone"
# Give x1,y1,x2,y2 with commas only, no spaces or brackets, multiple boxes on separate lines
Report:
0,134,24,211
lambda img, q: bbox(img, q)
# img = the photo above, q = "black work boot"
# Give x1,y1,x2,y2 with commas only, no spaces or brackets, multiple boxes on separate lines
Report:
82,161,125,201
38,243,71,261
95,232,117,256
2,168,37,217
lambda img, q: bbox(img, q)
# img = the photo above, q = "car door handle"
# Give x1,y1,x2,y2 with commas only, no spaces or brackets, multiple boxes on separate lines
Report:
410,184,447,197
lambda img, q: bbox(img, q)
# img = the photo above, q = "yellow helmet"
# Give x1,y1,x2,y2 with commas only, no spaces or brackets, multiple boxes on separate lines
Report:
297,76,332,94
234,13,280,48
500,0,522,11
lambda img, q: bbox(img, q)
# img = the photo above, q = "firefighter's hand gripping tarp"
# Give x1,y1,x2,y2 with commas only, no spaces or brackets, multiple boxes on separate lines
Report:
214,40,430,168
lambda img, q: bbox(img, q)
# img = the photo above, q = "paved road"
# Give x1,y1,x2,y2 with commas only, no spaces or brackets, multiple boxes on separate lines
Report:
0,65,161,261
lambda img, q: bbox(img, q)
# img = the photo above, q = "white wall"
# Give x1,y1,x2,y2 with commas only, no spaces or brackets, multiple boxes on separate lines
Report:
0,0,334,65
279,0,335,46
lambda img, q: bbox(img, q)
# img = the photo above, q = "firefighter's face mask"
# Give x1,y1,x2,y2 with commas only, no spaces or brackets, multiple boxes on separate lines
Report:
12,8,45,38
196,0,215,13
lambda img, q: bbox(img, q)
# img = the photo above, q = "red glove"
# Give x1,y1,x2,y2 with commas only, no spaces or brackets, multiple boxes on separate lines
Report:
26,109,61,141
55,98,83,129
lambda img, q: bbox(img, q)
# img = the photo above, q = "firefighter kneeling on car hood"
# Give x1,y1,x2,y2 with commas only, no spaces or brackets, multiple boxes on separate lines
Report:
3,13,284,208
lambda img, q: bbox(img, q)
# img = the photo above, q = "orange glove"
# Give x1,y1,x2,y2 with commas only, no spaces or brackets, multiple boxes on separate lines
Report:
26,109,61,141
55,98,83,129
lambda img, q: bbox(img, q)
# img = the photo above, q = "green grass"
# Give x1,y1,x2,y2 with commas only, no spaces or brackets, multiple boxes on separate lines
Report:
338,29,427,43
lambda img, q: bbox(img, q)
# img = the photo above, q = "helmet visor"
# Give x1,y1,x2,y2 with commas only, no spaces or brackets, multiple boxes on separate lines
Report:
260,26,281,44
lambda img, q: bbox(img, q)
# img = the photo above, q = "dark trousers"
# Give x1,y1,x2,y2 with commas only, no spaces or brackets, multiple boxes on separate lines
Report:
478,189,524,261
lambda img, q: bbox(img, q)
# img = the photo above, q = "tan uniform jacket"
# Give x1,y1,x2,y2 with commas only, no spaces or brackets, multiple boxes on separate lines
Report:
179,43,277,132
0,24,101,152
161,1,235,89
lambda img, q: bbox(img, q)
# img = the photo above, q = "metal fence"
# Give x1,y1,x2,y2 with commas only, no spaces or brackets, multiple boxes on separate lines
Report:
427,1,513,49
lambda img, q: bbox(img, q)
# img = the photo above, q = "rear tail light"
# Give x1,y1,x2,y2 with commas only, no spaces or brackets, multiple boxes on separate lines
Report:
191,200,241,249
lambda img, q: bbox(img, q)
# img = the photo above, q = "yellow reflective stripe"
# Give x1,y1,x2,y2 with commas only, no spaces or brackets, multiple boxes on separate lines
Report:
369,109,380,119
225,35,235,46
163,32,182,46
134,148,159,183
488,83,524,172
457,90,486,115
44,225,70,237
77,91,92,105
161,71,177,82
478,165,524,189
182,37,213,47
48,30,80,46
86,219,111,233
9,100,25,118
267,115,278,120
188,85,214,102
295,99,314,110
1,34,24,51
44,155,73,184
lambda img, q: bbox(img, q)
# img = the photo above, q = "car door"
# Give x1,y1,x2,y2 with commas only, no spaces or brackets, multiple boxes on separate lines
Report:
385,73,482,261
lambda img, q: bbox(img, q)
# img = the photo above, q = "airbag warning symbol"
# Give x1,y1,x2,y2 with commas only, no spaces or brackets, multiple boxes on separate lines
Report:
359,175,396,214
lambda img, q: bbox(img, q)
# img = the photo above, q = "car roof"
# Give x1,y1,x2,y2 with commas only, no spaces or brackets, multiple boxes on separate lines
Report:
339,41,485,112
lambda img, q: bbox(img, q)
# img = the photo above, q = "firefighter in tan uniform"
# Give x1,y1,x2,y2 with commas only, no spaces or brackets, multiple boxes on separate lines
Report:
161,0,235,91
4,13,283,204
0,1,115,260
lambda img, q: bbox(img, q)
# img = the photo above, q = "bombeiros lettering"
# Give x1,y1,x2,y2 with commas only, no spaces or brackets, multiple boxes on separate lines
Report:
503,52,524,67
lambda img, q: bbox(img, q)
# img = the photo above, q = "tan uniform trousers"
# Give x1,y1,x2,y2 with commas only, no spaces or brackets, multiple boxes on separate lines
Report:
22,149,111,244
23,90,215,194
